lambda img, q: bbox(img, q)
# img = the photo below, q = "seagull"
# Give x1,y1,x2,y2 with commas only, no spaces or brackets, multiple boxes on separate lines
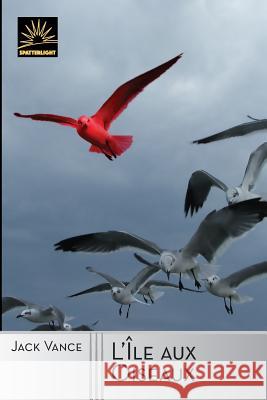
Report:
78,265,161,318
193,115,267,144
203,261,267,314
55,199,267,290
31,320,99,331
68,277,202,304
14,53,182,160
184,142,267,216
2,297,72,329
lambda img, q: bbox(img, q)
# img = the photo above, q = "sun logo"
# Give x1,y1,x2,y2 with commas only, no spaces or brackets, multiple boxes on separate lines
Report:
18,19,58,50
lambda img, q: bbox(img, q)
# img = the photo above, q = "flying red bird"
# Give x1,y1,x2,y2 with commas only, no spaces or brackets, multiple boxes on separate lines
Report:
14,53,183,160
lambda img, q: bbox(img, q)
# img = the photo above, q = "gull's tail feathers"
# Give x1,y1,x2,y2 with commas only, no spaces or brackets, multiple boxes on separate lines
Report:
233,294,253,304
149,288,165,302
109,135,133,156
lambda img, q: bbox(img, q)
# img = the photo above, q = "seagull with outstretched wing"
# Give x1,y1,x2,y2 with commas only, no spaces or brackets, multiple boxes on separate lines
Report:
14,53,182,160
82,265,160,318
203,261,267,314
68,277,202,304
193,115,267,144
184,142,267,216
2,296,72,329
55,199,267,291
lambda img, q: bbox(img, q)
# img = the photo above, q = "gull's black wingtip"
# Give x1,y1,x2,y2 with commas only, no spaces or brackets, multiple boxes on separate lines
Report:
134,252,146,264
54,242,62,251
86,266,95,272
192,138,205,144
184,205,189,218
167,52,183,64
247,115,260,121
54,240,77,252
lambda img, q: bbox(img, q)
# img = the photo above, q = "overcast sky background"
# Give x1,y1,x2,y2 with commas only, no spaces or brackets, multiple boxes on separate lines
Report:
3,0,267,331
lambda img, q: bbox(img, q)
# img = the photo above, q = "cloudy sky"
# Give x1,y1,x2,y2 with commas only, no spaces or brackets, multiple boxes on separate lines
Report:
3,0,267,331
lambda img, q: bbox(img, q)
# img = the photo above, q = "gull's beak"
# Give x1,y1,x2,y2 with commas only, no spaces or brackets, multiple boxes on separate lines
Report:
166,271,170,281
201,279,208,282
16,314,23,318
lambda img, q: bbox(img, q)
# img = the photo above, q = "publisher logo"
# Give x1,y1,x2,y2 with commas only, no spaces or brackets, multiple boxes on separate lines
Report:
17,17,58,57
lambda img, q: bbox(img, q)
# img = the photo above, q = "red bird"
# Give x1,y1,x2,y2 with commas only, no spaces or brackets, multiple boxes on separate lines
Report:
14,53,183,160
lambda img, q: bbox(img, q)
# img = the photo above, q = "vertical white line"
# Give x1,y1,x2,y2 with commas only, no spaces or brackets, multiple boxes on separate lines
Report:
101,332,104,400
91,333,95,399
96,333,98,399
89,333,92,400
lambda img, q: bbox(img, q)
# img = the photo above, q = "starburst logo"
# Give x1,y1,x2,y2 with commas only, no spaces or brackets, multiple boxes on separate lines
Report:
18,19,57,49
17,17,58,57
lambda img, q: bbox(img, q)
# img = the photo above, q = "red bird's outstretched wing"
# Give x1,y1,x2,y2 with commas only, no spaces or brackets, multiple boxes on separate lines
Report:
14,113,78,128
93,53,183,130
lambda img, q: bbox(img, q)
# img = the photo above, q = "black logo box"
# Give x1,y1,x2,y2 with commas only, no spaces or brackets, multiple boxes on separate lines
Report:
17,17,58,57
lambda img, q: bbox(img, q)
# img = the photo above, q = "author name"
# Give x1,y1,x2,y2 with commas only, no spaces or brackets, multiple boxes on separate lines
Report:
11,340,83,352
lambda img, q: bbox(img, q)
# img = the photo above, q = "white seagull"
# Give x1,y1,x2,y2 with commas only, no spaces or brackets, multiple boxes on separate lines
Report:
2,297,73,330
193,115,267,144
184,142,267,216
203,261,267,314
68,277,202,304
81,265,161,318
55,199,267,290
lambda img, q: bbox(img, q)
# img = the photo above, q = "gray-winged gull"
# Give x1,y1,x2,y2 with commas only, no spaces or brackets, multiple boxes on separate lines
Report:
2,297,73,329
55,199,267,290
184,142,267,216
202,261,267,314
